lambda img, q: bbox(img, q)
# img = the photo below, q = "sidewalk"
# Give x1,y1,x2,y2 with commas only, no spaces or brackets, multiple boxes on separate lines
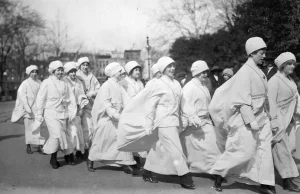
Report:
0,101,15,123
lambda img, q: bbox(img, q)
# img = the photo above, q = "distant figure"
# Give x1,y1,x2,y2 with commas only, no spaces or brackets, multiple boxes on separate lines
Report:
221,68,234,83
209,65,223,96
266,63,277,80
181,74,187,86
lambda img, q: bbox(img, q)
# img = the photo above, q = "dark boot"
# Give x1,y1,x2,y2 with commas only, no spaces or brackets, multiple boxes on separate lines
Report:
26,144,33,154
69,153,75,165
123,165,134,174
141,169,158,183
64,154,70,164
180,174,195,189
37,145,46,155
133,156,143,169
50,152,60,169
75,151,84,159
83,149,89,160
213,175,223,192
86,159,95,172
283,178,300,192
259,184,276,194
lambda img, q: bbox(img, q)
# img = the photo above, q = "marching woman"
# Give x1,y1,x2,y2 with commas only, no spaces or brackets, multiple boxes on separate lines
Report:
63,62,89,165
11,65,47,154
118,56,194,189
180,61,221,174
87,62,137,174
76,57,100,158
36,61,77,169
123,61,145,170
268,52,300,192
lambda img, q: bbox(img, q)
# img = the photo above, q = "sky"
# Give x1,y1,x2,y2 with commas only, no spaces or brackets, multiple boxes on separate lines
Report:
21,0,161,51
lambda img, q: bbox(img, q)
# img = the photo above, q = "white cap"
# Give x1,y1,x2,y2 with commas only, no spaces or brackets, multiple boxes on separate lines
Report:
157,56,175,73
64,62,77,73
26,65,38,75
77,57,89,67
245,37,267,55
274,52,296,69
190,60,209,77
125,61,140,74
105,62,123,77
48,61,63,74
151,63,160,75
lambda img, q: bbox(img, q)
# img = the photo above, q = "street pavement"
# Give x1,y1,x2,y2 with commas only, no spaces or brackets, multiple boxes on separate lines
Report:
0,101,296,194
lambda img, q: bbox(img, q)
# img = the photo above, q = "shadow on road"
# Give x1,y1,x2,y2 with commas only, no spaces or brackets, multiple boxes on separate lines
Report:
0,134,24,141
222,182,260,193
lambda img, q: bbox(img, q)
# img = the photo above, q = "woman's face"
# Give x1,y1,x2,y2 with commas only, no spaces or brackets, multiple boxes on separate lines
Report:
223,74,230,81
113,70,123,81
30,70,38,80
130,67,141,79
68,69,77,80
54,67,64,79
80,62,89,74
282,60,296,75
197,70,209,84
163,63,176,78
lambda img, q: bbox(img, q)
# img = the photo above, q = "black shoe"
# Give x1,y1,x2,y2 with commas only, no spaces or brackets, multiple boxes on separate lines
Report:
180,174,195,189
26,144,33,154
75,151,84,159
141,169,158,183
259,184,276,194
131,166,142,177
69,153,75,165
50,152,60,169
86,159,95,172
123,165,134,174
64,155,70,164
283,178,300,192
213,175,223,192
37,145,46,155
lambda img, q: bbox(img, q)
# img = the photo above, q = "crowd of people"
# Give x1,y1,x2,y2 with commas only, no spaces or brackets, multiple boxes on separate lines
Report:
11,37,300,194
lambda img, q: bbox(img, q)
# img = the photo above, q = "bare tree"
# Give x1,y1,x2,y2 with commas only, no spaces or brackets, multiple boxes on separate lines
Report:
46,10,70,57
211,0,248,29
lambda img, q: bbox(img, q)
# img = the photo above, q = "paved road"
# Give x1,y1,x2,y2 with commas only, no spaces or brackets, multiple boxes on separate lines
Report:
0,101,296,194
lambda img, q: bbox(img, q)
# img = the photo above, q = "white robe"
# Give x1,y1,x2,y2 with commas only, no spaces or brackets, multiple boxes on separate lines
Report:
118,75,189,176
209,58,275,186
11,78,47,145
268,72,300,178
36,75,77,154
180,78,221,173
76,70,100,148
64,77,89,155
88,78,135,166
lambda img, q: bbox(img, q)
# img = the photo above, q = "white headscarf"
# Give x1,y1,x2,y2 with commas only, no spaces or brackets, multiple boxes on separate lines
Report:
48,60,63,74
151,63,160,75
125,61,140,74
26,65,38,75
77,57,89,68
190,60,209,77
274,52,296,69
64,62,77,73
245,37,267,55
157,56,175,73
105,62,123,77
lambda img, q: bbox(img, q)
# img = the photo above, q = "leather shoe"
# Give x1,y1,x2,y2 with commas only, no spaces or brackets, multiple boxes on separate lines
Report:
86,159,95,172
26,144,33,154
180,174,195,189
141,169,158,183
283,178,300,192
123,165,134,174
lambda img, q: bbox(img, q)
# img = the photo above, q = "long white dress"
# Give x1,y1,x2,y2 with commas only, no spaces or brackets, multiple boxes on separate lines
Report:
268,72,300,179
76,70,100,148
11,77,47,145
88,78,136,166
36,75,77,154
209,58,275,186
63,77,89,155
180,78,221,173
118,75,189,176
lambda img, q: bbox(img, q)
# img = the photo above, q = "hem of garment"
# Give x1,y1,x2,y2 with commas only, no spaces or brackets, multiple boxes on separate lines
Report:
88,157,136,166
279,172,299,179
144,165,189,176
